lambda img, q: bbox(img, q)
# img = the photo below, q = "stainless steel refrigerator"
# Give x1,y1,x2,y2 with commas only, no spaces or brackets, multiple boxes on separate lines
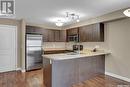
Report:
26,34,43,71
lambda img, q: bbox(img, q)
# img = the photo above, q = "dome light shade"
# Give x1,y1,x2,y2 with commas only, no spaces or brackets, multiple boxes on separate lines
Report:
123,9,130,17
55,21,63,26
76,19,80,22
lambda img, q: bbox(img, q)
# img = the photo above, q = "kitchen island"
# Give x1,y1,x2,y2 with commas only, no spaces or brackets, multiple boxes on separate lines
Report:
43,51,110,87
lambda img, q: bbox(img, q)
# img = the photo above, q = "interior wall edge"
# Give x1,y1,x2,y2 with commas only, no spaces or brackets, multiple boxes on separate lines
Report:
20,19,26,71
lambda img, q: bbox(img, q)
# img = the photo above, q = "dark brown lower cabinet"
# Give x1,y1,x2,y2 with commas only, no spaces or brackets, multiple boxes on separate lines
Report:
43,55,105,87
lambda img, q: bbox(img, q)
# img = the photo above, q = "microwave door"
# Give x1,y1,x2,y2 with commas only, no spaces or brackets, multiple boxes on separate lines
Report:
68,34,79,42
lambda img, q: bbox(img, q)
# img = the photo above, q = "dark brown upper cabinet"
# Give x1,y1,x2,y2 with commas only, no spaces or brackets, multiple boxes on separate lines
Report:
54,30,60,42
59,30,66,42
47,29,55,42
26,26,49,42
49,30,66,42
67,27,79,35
26,26,66,42
26,26,35,33
26,23,104,42
79,23,104,42
54,30,66,42
66,27,79,42
41,29,49,42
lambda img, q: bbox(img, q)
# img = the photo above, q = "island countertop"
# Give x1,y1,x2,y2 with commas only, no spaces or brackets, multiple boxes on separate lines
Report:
43,50,111,60
43,50,110,87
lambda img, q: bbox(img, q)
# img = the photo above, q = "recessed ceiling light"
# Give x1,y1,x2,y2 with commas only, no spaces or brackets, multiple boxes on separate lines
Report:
123,9,130,17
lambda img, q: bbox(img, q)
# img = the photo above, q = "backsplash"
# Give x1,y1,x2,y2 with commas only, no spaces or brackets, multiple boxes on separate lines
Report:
43,42,109,51
66,42,109,50
43,42,66,49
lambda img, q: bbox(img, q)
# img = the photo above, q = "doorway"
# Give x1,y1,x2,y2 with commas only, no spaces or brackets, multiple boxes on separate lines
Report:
0,25,17,72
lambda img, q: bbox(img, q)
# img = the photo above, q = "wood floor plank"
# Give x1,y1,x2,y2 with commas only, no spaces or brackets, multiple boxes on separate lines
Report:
0,69,45,87
73,75,130,87
0,70,130,87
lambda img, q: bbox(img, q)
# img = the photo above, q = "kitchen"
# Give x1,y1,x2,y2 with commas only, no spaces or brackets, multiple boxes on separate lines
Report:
0,0,130,87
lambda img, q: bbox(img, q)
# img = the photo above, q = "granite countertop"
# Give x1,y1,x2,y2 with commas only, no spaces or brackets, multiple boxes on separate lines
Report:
43,50,111,61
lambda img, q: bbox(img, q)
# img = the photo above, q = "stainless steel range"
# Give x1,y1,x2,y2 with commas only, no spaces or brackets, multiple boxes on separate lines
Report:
26,34,43,71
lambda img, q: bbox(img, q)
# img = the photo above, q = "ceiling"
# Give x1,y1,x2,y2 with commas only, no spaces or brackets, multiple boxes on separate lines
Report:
15,0,130,28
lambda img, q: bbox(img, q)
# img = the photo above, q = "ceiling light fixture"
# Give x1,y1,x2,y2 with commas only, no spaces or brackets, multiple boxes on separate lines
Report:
76,19,80,22
66,12,80,22
54,12,80,27
123,9,130,17
55,20,63,27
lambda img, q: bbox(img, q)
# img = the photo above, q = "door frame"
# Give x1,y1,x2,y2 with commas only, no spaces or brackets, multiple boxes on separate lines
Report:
0,25,17,72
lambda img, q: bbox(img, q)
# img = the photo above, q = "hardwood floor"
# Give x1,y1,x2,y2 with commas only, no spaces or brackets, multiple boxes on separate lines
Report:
0,69,45,87
72,74,130,87
0,70,130,87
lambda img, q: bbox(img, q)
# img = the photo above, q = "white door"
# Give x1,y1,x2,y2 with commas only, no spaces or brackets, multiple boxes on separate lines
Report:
0,25,17,72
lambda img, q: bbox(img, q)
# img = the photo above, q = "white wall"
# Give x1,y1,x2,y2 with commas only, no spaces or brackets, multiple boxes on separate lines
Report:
105,18,130,78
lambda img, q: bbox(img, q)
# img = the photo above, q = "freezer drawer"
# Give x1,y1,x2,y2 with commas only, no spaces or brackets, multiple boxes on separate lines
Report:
26,55,43,71
26,63,43,71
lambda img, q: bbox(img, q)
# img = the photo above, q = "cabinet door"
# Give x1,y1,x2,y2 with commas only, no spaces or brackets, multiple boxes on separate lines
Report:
60,30,66,42
79,23,104,42
99,23,104,41
26,26,35,33
48,29,55,42
79,25,93,42
34,28,43,34
67,27,79,35
92,23,104,42
42,29,49,42
54,30,60,42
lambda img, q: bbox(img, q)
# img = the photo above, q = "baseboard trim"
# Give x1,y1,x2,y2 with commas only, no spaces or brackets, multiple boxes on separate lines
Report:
21,69,26,73
105,72,130,82
16,68,21,71
16,68,26,73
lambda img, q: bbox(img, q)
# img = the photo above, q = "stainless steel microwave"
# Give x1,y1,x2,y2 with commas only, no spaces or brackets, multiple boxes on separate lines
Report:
67,34,79,42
